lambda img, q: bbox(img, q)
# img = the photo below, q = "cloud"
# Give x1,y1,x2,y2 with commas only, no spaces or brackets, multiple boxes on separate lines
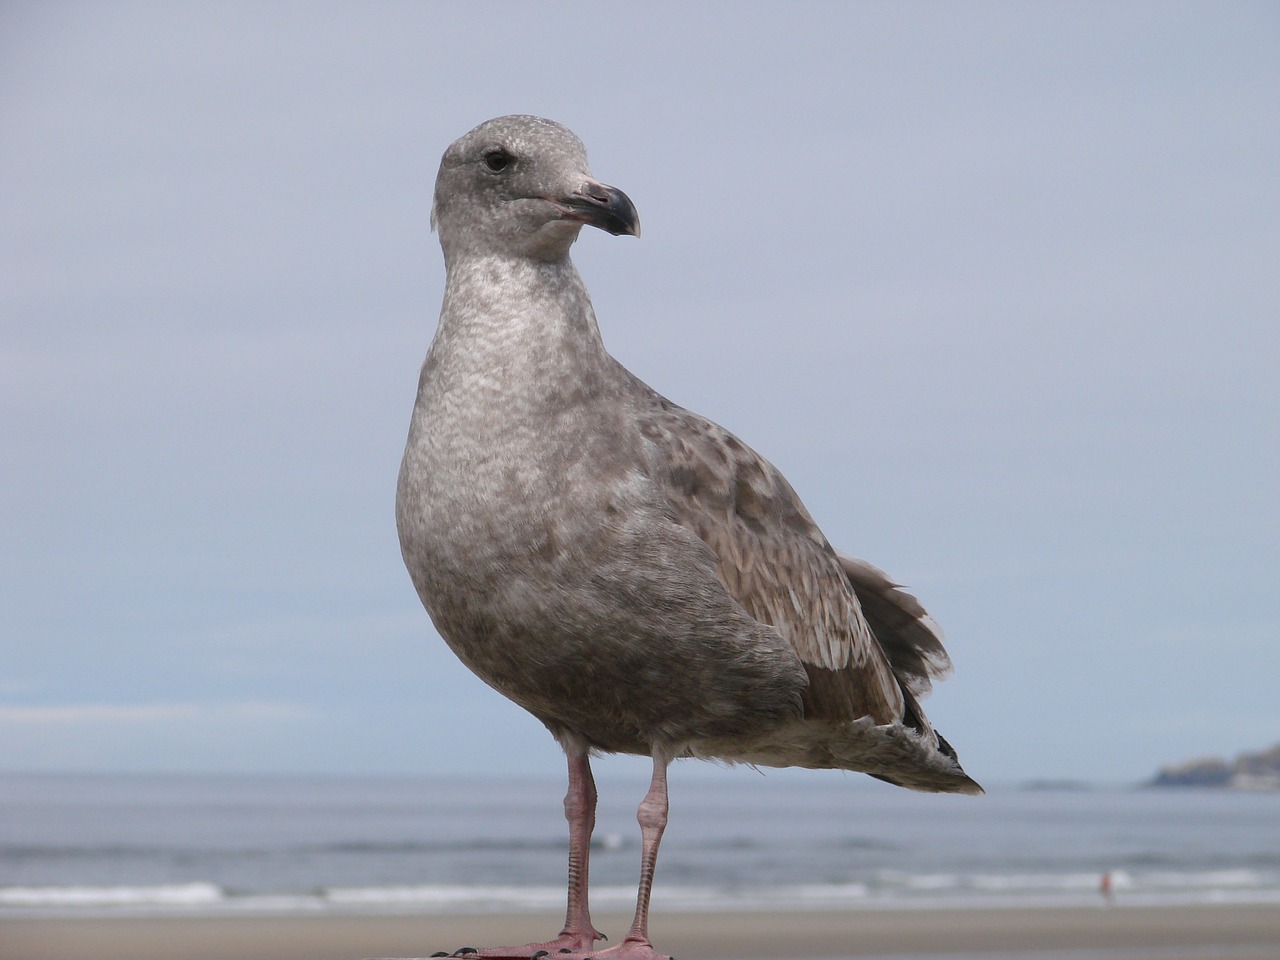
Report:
0,699,323,773
0,701,314,724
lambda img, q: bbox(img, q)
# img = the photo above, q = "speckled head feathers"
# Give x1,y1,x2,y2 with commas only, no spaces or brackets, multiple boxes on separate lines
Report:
430,116,639,263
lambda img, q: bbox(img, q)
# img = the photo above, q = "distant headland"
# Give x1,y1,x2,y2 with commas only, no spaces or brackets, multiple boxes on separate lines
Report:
1148,742,1280,789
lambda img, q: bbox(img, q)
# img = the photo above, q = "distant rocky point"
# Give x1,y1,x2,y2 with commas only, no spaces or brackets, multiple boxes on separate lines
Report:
1149,742,1280,790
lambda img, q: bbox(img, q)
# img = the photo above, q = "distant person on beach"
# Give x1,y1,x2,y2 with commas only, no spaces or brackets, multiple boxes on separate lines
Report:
1100,870,1114,906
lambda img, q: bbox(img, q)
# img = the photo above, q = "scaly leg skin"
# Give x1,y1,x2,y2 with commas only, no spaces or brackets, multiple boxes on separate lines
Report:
580,751,673,960
454,746,608,960
434,751,674,960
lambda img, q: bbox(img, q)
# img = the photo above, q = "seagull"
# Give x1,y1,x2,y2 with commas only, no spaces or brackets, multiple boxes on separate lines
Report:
395,115,981,960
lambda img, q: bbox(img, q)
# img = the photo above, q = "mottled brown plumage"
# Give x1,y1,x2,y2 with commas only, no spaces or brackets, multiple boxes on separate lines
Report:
632,385,906,728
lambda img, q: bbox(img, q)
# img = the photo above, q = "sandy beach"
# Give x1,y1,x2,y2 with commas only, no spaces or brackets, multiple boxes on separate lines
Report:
4,904,1279,960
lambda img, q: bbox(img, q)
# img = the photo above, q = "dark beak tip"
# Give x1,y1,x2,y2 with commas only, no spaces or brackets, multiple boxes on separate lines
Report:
595,191,641,239
610,214,642,239
568,181,640,238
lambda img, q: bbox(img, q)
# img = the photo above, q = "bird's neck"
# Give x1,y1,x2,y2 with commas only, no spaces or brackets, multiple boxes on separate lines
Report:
421,253,615,409
440,253,600,340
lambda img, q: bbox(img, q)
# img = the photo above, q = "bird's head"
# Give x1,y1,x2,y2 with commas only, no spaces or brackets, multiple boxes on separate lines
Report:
432,115,640,264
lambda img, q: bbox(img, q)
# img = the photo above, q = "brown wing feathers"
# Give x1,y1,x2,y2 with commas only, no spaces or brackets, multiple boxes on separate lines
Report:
636,392,918,728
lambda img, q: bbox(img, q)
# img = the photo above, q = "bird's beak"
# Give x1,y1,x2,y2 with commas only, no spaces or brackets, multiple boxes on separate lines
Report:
555,180,641,238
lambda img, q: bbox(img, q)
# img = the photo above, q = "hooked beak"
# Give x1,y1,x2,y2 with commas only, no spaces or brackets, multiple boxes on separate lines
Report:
554,179,641,238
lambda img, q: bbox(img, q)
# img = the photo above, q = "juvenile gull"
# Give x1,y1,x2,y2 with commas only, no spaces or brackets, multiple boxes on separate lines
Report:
395,115,981,960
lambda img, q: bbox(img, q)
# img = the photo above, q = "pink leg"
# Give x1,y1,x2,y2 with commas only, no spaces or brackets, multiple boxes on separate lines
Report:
624,754,668,946
559,748,606,948
438,747,671,960
472,746,605,958
589,753,672,960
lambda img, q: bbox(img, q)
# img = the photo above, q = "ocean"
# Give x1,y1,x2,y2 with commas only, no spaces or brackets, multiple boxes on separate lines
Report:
1,770,1277,918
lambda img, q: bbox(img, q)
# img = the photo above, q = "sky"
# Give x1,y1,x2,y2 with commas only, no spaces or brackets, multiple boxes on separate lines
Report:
1,2,1277,788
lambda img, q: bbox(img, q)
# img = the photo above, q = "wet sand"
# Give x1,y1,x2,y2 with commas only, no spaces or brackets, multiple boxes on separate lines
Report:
4,903,1279,960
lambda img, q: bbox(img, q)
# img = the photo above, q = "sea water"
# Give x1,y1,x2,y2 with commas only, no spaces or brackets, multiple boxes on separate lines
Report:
1,770,1277,917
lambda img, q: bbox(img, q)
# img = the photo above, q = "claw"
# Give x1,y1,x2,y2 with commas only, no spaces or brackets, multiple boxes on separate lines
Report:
532,953,550,959
430,954,449,958
453,950,478,957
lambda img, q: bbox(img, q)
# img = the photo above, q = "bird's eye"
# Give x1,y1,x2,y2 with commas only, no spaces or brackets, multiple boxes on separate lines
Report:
483,150,513,172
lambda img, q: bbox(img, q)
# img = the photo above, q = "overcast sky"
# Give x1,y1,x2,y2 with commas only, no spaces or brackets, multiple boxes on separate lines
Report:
2,2,1277,787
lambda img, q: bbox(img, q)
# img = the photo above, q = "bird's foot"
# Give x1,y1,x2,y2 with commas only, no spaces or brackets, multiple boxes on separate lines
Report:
580,936,672,960
419,935,670,960
426,927,609,960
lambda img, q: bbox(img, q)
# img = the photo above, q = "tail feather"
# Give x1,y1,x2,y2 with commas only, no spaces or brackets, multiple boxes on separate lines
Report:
837,552,982,795
838,552,952,697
